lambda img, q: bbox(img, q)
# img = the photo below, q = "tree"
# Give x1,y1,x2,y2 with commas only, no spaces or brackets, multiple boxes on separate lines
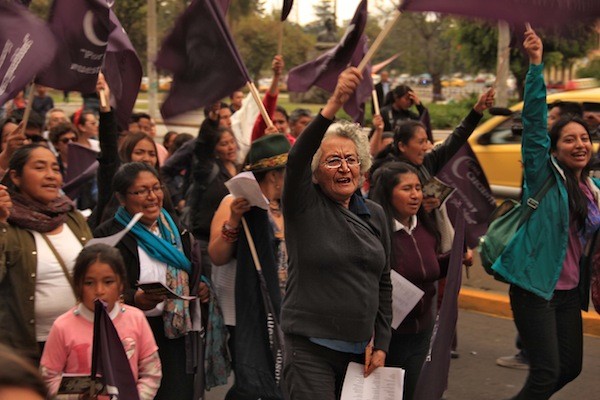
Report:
455,20,597,99
233,14,314,81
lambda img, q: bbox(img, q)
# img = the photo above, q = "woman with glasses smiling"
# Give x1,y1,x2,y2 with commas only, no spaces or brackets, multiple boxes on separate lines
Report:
94,162,209,400
281,68,392,400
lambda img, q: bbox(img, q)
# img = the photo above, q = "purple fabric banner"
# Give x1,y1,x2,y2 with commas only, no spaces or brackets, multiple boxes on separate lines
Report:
156,0,251,120
287,0,371,122
400,0,600,27
0,2,57,106
436,143,496,248
104,9,142,130
91,300,140,400
37,0,109,93
217,0,231,15
281,0,294,21
412,212,465,400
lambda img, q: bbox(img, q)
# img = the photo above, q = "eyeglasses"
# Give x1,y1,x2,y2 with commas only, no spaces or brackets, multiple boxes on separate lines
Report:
59,137,76,144
322,156,361,169
127,184,164,198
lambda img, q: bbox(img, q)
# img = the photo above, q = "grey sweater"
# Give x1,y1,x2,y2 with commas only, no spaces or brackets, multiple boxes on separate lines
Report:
281,114,393,352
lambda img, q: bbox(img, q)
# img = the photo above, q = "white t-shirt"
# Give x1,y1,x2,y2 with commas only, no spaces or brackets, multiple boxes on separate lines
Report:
32,224,83,341
138,245,168,317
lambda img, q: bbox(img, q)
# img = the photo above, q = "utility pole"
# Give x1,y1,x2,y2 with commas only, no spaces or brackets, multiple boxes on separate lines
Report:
495,21,510,107
147,0,159,119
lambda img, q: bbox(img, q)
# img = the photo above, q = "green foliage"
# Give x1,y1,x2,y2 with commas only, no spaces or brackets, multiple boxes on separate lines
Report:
233,14,314,81
427,94,492,129
577,59,600,81
455,20,497,73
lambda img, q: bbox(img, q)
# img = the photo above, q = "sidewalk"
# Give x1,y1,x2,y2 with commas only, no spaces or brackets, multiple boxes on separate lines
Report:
459,252,600,337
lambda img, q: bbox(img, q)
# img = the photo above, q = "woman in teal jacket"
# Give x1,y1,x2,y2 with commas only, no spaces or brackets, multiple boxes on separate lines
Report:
492,29,600,399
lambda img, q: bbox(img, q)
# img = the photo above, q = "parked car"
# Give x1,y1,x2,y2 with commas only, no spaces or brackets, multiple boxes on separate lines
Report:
468,87,600,199
441,77,466,88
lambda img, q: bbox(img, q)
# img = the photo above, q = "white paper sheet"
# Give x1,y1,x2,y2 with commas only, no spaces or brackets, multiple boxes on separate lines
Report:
340,362,405,400
85,212,143,247
225,171,269,210
391,270,425,329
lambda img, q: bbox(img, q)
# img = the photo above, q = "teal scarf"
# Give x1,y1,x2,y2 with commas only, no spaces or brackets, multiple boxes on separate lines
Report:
115,207,191,273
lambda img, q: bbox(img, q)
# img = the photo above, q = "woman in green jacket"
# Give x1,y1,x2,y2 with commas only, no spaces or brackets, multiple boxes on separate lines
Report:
0,144,92,363
492,29,600,399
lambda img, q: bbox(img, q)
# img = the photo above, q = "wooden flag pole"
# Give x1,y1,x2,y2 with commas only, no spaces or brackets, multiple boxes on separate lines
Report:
99,88,108,109
246,81,276,130
21,81,36,132
241,217,263,272
372,89,380,115
277,21,284,56
357,9,402,72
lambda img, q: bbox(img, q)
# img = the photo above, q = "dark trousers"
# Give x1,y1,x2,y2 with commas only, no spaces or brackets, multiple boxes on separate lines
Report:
283,334,363,400
147,316,195,400
509,285,583,400
386,329,433,400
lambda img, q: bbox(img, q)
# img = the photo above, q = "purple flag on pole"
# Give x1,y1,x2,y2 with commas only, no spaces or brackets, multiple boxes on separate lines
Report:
156,0,251,120
103,9,142,130
287,0,370,122
412,212,465,400
400,0,600,27
281,0,294,21
0,2,57,106
37,0,109,93
91,300,140,400
217,0,231,14
435,143,496,248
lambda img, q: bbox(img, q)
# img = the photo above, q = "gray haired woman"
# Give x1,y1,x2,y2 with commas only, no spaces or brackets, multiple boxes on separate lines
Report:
281,68,392,400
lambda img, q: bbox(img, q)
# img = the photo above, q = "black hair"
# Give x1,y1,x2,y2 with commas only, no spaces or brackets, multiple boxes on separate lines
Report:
118,131,159,170
163,131,178,148
549,116,593,228
76,109,97,128
371,120,427,177
274,106,289,122
392,85,413,100
289,108,312,124
72,244,126,302
112,162,160,197
6,144,52,192
130,112,151,123
369,161,441,259
170,133,194,153
49,122,77,144
548,101,583,119
0,344,48,398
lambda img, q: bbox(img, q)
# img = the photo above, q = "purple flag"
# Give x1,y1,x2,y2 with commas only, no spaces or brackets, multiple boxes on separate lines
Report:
436,143,496,248
37,0,109,93
400,0,600,27
281,0,294,21
103,9,142,130
345,34,372,123
412,212,465,400
156,0,251,120
287,0,370,122
0,2,57,106
218,0,231,14
91,300,140,400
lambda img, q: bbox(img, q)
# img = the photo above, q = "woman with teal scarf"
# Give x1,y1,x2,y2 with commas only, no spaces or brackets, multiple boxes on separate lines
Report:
95,162,210,400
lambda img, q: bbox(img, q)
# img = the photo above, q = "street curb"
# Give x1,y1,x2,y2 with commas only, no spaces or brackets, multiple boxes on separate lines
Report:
458,287,600,337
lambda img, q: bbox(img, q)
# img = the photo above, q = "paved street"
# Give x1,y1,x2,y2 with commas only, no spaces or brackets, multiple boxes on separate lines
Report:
205,310,600,400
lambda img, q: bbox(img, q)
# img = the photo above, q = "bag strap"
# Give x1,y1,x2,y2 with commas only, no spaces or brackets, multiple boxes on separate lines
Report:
40,233,77,297
518,173,556,228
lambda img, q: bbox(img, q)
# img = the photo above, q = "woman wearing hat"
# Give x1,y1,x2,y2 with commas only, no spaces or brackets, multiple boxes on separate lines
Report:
209,134,291,400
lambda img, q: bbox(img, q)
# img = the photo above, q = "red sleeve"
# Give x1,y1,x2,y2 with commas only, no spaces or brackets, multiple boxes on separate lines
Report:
251,91,279,142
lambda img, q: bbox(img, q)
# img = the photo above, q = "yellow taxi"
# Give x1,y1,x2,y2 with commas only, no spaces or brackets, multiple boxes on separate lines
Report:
441,77,466,88
468,87,600,198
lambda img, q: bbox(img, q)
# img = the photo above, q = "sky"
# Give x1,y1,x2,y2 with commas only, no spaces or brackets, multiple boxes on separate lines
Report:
263,0,390,27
